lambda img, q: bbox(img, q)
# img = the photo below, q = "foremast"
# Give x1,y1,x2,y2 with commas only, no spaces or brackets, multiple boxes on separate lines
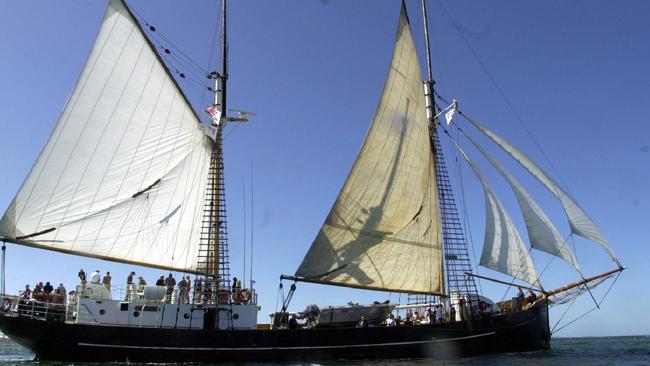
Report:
197,0,231,290
420,0,479,305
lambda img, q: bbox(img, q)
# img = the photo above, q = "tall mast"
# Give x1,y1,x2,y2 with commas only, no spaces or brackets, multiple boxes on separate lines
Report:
198,0,231,291
214,0,231,289
221,0,228,116
419,0,478,304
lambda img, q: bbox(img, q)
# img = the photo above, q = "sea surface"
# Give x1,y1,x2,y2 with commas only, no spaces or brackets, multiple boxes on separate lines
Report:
0,336,647,366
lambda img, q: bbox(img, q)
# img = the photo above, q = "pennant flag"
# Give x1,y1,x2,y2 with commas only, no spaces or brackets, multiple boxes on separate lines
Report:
445,99,458,125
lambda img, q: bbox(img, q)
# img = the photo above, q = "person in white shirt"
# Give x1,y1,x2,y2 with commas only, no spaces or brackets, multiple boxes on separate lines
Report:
386,313,396,327
90,270,101,284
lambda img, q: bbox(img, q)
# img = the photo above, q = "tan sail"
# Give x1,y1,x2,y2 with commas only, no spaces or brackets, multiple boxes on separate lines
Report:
0,0,212,273
295,6,444,295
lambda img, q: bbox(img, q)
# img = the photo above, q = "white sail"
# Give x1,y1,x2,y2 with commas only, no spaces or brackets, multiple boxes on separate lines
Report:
466,135,580,271
0,0,212,273
295,6,444,295
464,115,619,264
456,145,541,288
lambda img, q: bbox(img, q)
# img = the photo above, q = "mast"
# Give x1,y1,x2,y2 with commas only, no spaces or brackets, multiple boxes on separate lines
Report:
420,0,478,304
215,0,231,289
198,0,231,291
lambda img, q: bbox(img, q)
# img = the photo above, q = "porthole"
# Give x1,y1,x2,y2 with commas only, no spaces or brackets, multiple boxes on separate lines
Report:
233,314,239,320
133,311,140,318
184,313,190,319
99,309,106,315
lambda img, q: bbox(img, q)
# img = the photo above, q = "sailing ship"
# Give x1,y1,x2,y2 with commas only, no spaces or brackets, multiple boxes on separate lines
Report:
0,0,624,362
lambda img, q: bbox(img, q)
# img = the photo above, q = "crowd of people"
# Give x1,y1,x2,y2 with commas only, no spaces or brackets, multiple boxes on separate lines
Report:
74,269,250,305
19,281,71,305
370,304,455,328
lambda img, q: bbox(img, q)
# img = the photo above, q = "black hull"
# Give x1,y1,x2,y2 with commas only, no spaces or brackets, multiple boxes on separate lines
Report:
0,301,550,362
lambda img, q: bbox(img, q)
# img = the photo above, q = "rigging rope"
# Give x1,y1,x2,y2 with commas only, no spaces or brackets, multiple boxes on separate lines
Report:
551,270,622,334
433,0,576,201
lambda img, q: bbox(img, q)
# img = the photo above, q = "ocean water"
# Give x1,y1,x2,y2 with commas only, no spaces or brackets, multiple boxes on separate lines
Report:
0,336,647,366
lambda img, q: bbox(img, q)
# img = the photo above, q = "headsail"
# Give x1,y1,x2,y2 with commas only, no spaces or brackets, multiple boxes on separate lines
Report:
464,134,580,271
456,145,541,288
295,5,444,295
463,114,619,265
0,0,212,273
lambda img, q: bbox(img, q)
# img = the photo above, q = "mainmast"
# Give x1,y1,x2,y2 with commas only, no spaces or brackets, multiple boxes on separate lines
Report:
419,0,478,304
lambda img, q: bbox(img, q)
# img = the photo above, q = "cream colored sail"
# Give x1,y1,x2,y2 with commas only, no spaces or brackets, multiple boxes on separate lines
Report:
464,115,619,265
456,145,541,288
0,0,212,273
295,6,444,295
465,135,580,271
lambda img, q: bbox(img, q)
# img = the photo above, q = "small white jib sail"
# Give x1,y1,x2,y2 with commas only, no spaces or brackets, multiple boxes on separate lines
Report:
454,144,541,289
462,133,580,272
0,0,213,273
462,114,620,266
295,5,444,295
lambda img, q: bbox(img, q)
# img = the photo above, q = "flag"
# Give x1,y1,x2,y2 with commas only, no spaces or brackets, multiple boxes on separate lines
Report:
201,124,218,141
204,105,222,126
445,99,458,125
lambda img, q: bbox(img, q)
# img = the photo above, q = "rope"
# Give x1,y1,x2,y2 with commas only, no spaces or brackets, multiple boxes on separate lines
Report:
433,0,575,198
551,270,622,334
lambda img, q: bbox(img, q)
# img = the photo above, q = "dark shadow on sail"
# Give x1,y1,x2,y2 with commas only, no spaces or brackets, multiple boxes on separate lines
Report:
314,98,419,287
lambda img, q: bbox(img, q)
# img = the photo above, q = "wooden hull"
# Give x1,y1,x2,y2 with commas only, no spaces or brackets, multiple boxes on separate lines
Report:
0,300,550,362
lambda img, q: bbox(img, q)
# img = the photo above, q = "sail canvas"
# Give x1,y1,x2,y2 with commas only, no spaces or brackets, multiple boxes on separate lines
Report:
0,0,212,273
296,6,444,295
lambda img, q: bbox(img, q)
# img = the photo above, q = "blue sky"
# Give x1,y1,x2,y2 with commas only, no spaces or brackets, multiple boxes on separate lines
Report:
0,0,648,337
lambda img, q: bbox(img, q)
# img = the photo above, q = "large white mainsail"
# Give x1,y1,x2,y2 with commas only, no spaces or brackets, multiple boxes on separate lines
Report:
0,0,212,273
456,145,541,288
463,114,619,265
464,134,580,271
295,5,444,295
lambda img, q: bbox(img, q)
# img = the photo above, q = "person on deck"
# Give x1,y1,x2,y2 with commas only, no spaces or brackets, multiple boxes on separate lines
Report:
90,270,100,284
403,315,413,326
386,313,397,327
288,314,299,330
185,276,192,302
178,277,188,304
138,276,147,290
20,285,31,300
127,271,135,285
78,269,86,285
164,273,176,303
56,283,66,295
125,272,136,301
56,283,67,304
435,304,444,322
357,315,369,328
155,275,165,286
102,272,112,291
526,290,537,305
43,282,53,294
413,311,421,323
449,305,456,322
